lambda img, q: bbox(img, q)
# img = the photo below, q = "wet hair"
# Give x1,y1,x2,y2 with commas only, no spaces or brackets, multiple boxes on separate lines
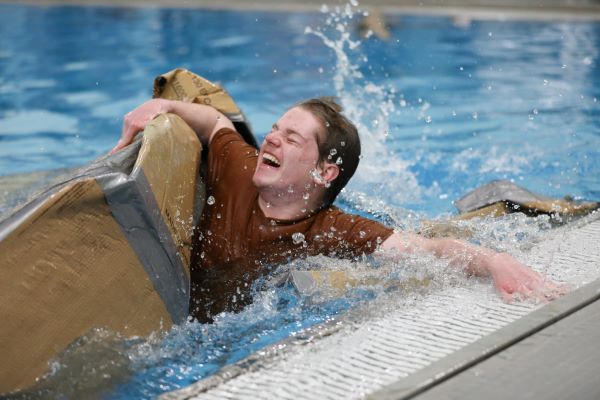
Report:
297,97,361,207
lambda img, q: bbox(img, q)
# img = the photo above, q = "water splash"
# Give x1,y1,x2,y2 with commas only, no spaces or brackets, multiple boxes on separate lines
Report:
305,2,423,206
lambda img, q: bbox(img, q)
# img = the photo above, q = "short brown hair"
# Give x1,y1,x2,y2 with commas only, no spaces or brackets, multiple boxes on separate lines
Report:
297,97,361,207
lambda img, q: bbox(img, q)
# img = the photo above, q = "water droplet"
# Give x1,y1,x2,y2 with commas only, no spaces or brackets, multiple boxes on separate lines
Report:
336,157,343,165
359,231,366,238
325,121,331,127
292,232,305,244
266,202,271,208
207,196,215,205
472,112,478,120
543,79,549,85
340,141,346,146
425,116,432,123
216,213,221,219
330,148,337,156
303,193,310,200
399,99,407,107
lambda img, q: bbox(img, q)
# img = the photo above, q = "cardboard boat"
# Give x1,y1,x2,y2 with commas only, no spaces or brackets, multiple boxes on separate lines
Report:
0,68,254,394
0,113,200,393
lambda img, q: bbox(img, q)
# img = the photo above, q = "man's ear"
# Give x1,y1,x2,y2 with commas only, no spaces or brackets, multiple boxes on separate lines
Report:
321,162,339,185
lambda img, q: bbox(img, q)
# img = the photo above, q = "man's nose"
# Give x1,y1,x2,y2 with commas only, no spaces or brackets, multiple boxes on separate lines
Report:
265,130,281,146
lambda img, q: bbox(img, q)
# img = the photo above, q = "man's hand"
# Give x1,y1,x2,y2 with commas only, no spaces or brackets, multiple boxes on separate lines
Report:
484,252,567,302
111,99,168,153
111,98,234,154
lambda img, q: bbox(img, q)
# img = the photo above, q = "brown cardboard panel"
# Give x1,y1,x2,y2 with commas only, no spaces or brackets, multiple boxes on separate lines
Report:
153,68,242,115
0,179,171,393
135,114,201,274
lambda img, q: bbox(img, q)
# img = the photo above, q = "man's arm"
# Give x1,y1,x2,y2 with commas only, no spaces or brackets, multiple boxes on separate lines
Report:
380,232,564,301
111,99,235,153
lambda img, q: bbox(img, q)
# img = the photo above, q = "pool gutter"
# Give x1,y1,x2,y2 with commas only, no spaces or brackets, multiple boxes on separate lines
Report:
370,269,600,400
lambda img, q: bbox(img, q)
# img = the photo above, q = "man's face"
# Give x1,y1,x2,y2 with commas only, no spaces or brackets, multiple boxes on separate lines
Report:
252,107,323,198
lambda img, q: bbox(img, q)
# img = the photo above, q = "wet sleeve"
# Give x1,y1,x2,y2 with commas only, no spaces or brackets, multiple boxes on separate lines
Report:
206,128,258,188
310,207,394,258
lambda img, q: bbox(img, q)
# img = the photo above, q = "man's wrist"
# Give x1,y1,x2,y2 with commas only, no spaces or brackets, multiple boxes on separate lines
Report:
156,98,173,114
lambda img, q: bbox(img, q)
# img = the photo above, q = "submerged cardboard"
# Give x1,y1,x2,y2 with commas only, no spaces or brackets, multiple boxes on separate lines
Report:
455,179,599,217
284,269,430,299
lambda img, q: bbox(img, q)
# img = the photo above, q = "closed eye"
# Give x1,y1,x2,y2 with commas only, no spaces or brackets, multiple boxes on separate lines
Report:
286,131,303,145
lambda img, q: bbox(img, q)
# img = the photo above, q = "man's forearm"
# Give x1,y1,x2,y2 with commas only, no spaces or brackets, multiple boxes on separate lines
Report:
115,98,235,153
159,99,234,145
380,231,562,301
381,232,494,276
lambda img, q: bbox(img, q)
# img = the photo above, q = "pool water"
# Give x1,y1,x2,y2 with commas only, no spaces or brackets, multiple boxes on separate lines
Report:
1,2,599,398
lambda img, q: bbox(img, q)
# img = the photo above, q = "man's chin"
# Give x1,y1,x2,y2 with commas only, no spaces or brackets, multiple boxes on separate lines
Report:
251,173,270,190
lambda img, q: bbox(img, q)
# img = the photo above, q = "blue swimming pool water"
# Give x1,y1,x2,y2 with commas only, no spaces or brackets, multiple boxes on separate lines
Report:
2,3,599,216
1,3,599,398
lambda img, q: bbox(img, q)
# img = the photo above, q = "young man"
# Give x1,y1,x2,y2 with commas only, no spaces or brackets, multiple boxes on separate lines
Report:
115,97,563,322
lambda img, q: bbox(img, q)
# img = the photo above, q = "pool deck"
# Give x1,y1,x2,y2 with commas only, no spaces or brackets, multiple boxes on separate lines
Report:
2,0,600,20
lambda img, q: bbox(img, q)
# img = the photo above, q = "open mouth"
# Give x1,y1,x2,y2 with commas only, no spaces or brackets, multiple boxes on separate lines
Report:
262,153,281,168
